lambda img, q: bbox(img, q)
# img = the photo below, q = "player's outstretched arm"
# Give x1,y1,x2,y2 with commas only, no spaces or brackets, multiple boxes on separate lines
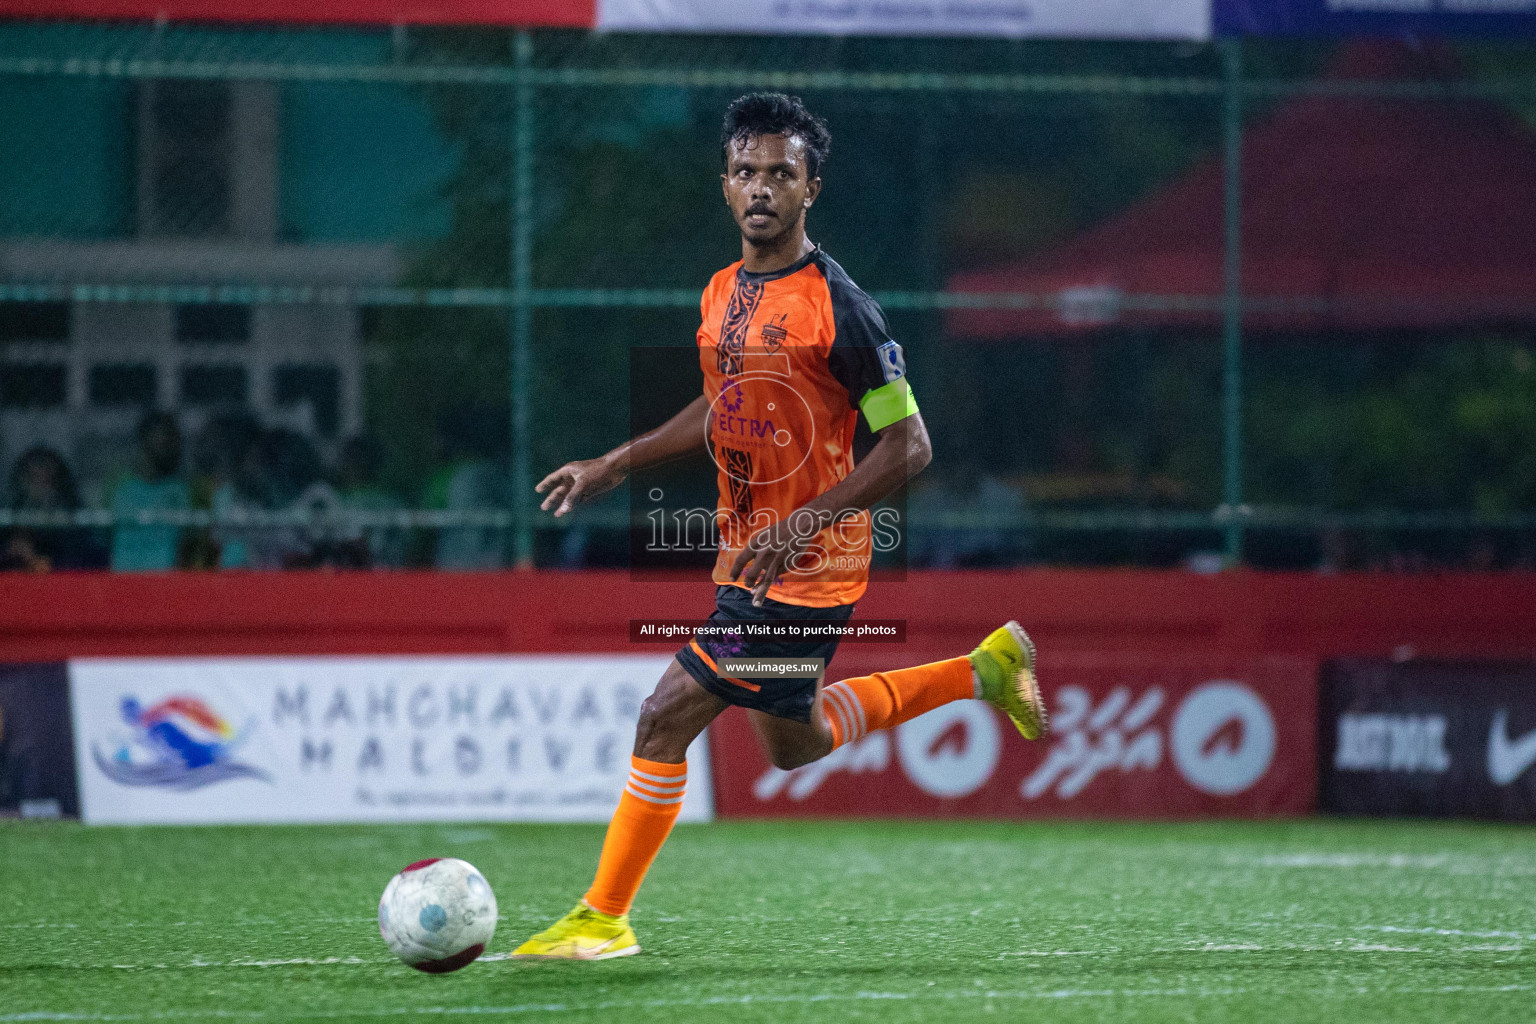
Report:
536,395,711,517
730,410,932,604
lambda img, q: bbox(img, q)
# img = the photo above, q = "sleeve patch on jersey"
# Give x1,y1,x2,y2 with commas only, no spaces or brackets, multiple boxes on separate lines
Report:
876,340,906,384
860,376,919,432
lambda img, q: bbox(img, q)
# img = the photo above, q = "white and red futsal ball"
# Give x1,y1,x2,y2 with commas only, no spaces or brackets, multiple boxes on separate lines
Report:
378,857,498,972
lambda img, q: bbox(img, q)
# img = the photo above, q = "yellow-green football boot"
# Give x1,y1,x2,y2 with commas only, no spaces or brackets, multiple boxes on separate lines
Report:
970,621,1048,740
511,902,639,961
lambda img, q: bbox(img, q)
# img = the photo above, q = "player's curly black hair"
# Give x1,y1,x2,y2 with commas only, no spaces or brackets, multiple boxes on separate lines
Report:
720,93,832,180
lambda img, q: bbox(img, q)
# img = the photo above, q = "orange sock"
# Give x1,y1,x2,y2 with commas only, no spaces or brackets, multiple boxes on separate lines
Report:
583,756,687,917
821,656,976,748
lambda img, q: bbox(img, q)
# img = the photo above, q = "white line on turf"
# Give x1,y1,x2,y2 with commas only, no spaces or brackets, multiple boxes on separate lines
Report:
1,921,379,927
4,983,1532,1021
2,916,526,930
1361,924,1534,941
996,944,1522,958
1241,921,1536,942
1224,852,1536,874
72,940,1531,971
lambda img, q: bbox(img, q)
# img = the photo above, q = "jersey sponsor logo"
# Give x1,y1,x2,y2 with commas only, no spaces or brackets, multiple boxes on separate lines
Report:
707,375,816,483
1487,709,1536,785
760,313,788,353
876,339,906,383
719,377,746,414
717,280,763,376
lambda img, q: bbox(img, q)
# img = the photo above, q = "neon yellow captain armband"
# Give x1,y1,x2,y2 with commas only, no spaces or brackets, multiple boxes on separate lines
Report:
859,376,920,432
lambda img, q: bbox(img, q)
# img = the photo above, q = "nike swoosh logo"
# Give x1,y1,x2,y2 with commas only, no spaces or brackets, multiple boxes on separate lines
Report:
1487,710,1536,786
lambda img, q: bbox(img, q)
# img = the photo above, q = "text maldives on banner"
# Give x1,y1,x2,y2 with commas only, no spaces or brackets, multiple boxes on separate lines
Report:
598,0,1213,40
711,656,1315,818
69,656,711,825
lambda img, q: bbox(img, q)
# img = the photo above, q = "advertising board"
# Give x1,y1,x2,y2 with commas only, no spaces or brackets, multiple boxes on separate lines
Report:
712,656,1316,818
1320,659,1536,819
69,655,712,825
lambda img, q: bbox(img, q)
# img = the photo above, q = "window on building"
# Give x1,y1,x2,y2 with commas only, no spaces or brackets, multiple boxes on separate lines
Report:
0,302,70,342
175,304,250,343
0,363,68,408
273,363,340,437
89,364,157,406
144,80,231,237
180,364,247,406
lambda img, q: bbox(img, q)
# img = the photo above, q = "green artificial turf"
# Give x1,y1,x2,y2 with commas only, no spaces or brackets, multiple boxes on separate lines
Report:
1,818,1533,1023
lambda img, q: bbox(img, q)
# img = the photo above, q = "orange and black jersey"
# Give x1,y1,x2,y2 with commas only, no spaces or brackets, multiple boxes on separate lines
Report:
697,246,919,608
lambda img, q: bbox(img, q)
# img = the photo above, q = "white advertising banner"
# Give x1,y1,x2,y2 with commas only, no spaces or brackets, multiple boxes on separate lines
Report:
69,655,712,825
598,0,1213,40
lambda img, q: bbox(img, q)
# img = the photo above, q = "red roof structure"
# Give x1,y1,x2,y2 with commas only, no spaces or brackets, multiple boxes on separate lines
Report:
947,42,1536,339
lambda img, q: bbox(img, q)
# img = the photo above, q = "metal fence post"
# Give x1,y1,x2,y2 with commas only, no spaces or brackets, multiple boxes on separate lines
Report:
510,30,535,569
1221,39,1245,565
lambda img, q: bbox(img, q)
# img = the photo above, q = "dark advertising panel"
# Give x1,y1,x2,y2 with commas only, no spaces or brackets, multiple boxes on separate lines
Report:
1215,0,1536,37
1321,659,1536,819
0,662,77,818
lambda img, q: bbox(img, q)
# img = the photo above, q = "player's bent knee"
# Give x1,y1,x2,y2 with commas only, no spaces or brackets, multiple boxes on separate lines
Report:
632,700,690,762
767,748,817,771
631,675,719,762
765,736,830,771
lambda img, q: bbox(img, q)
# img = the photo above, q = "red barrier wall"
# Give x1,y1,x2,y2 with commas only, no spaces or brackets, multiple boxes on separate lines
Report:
3,569,1535,666
0,0,592,27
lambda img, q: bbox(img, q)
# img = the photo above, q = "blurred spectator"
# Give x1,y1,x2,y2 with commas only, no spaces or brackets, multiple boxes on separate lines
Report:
1,448,105,572
193,413,263,496
426,408,510,570
0,533,48,573
213,428,324,569
332,434,404,568
265,429,334,568
262,429,325,509
110,412,190,572
209,423,264,569
187,413,262,570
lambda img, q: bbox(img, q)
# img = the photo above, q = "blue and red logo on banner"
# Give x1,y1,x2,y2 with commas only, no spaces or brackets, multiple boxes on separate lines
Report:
92,694,270,791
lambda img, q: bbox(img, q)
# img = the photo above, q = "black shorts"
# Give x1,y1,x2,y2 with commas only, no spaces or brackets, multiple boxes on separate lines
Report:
676,584,856,723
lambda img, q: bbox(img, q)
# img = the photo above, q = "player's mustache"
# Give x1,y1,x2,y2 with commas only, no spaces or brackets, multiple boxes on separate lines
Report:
745,204,775,217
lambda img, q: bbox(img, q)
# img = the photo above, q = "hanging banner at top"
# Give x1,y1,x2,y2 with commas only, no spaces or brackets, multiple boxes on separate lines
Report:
0,0,1212,37
0,0,593,26
1214,0,1536,36
5,0,1533,36
596,0,1213,39
1215,0,1536,35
